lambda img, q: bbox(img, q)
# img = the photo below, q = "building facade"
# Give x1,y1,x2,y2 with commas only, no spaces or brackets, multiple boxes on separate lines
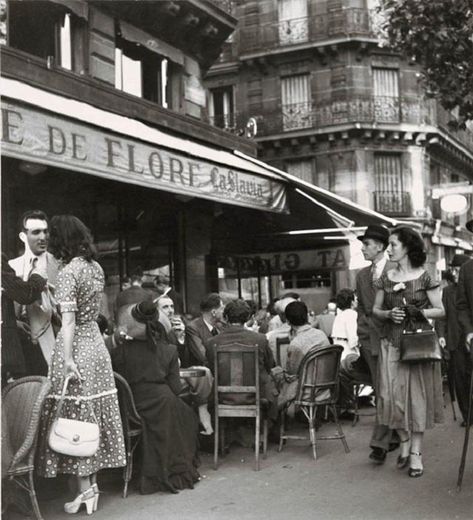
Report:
205,0,473,295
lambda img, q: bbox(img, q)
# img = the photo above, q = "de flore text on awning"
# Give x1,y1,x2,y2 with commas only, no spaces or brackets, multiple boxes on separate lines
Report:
2,101,287,213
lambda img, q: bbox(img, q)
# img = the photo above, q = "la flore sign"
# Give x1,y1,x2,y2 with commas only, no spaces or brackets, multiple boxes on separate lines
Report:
2,101,287,213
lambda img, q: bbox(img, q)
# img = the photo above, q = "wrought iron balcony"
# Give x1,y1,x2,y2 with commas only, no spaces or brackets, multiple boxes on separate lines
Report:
229,96,434,136
373,191,412,217
239,8,374,54
204,0,237,16
207,112,239,130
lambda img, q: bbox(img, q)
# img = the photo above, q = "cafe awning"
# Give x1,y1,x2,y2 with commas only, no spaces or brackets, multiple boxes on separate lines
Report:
1,76,397,235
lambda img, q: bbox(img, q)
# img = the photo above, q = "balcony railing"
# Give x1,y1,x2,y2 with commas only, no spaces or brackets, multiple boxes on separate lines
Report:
219,96,435,136
373,191,412,217
207,112,239,130
204,0,236,16
239,8,374,54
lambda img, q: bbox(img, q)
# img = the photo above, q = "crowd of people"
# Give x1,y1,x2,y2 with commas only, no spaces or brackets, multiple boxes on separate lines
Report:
2,210,473,515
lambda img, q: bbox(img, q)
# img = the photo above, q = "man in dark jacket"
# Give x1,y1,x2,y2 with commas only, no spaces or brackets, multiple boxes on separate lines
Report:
1,253,46,384
205,299,277,415
356,224,397,464
456,224,473,426
185,293,224,367
438,254,471,425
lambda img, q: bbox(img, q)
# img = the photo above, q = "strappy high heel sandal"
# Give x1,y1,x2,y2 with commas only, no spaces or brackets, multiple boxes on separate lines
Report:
408,451,423,478
64,487,96,515
396,438,410,469
91,483,99,512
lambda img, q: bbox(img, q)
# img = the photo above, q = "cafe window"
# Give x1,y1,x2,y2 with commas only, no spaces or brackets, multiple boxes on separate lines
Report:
8,2,75,69
282,270,331,289
209,86,235,129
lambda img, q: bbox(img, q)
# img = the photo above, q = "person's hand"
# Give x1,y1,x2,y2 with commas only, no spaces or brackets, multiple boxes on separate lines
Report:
466,332,473,352
64,359,81,380
16,320,31,337
439,337,447,349
389,307,405,324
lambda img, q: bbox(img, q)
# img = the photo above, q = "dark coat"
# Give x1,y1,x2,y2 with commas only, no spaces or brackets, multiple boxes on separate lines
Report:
437,284,461,351
205,325,276,407
356,260,395,356
1,254,46,380
456,259,473,342
185,316,215,367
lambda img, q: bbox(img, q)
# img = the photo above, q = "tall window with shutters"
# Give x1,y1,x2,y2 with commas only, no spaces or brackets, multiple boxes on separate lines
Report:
374,154,411,216
281,74,312,131
209,86,235,129
372,67,400,122
278,0,309,46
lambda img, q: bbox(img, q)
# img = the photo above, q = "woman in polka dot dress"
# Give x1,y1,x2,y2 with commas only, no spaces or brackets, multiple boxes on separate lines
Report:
37,215,125,514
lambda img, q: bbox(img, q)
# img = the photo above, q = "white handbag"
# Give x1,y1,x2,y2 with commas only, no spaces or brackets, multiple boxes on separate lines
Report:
48,375,100,457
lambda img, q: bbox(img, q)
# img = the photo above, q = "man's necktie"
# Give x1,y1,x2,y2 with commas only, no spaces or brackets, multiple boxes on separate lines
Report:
211,327,219,336
371,263,378,287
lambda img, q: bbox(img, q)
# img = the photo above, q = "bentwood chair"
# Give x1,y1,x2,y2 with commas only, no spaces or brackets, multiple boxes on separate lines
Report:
278,345,350,460
213,343,268,471
2,376,51,520
113,372,144,498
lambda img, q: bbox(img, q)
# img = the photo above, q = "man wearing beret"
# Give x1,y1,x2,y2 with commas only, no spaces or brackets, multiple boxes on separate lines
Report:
455,219,473,426
356,224,398,463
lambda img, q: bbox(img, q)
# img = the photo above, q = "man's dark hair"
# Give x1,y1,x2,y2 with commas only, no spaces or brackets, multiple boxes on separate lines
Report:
336,288,355,311
20,210,48,231
200,293,222,313
267,297,280,316
224,299,251,324
245,299,257,316
285,301,308,327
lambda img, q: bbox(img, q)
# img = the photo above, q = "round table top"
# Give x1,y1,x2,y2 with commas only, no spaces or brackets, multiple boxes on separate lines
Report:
179,368,206,378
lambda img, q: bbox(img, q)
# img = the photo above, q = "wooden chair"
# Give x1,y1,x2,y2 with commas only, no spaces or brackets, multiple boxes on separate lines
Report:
278,345,350,460
351,377,376,427
2,376,51,520
113,372,144,498
213,343,268,471
276,336,290,369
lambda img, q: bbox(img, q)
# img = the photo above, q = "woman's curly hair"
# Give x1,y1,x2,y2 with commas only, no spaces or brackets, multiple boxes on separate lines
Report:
49,215,96,264
391,226,427,268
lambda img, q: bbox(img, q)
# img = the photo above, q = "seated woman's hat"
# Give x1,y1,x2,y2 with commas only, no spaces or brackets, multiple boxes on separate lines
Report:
449,254,471,267
357,224,390,246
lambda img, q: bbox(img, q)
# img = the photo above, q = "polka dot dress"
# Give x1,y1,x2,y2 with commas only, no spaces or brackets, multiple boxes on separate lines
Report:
37,257,125,477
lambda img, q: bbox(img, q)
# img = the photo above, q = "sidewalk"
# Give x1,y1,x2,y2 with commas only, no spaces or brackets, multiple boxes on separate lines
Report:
9,409,473,520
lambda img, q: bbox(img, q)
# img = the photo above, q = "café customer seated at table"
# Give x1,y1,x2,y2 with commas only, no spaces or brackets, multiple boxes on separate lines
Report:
111,301,200,495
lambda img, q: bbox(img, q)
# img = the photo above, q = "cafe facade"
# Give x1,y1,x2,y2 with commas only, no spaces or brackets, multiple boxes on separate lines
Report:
1,0,396,317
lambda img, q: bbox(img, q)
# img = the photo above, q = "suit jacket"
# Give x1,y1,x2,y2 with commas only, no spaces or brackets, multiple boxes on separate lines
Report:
1,254,46,379
9,251,59,364
205,325,276,405
437,284,461,351
456,259,473,342
356,260,395,356
185,316,215,367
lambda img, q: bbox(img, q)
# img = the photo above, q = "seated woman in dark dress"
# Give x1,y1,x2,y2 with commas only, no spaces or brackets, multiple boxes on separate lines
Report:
111,301,200,494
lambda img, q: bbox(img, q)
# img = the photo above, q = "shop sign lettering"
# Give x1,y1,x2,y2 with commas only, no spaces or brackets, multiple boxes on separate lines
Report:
218,248,348,274
1,102,287,213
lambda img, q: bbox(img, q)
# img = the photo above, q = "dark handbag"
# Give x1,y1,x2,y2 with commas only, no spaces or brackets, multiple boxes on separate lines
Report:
400,310,442,363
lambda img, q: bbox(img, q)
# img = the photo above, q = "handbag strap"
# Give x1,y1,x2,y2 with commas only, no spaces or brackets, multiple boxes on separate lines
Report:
53,374,98,424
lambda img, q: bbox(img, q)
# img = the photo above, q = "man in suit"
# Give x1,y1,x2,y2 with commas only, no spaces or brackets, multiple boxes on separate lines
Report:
438,254,471,426
456,219,473,426
1,253,47,384
205,299,277,415
356,224,397,464
9,210,59,373
185,293,224,366
154,273,184,314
